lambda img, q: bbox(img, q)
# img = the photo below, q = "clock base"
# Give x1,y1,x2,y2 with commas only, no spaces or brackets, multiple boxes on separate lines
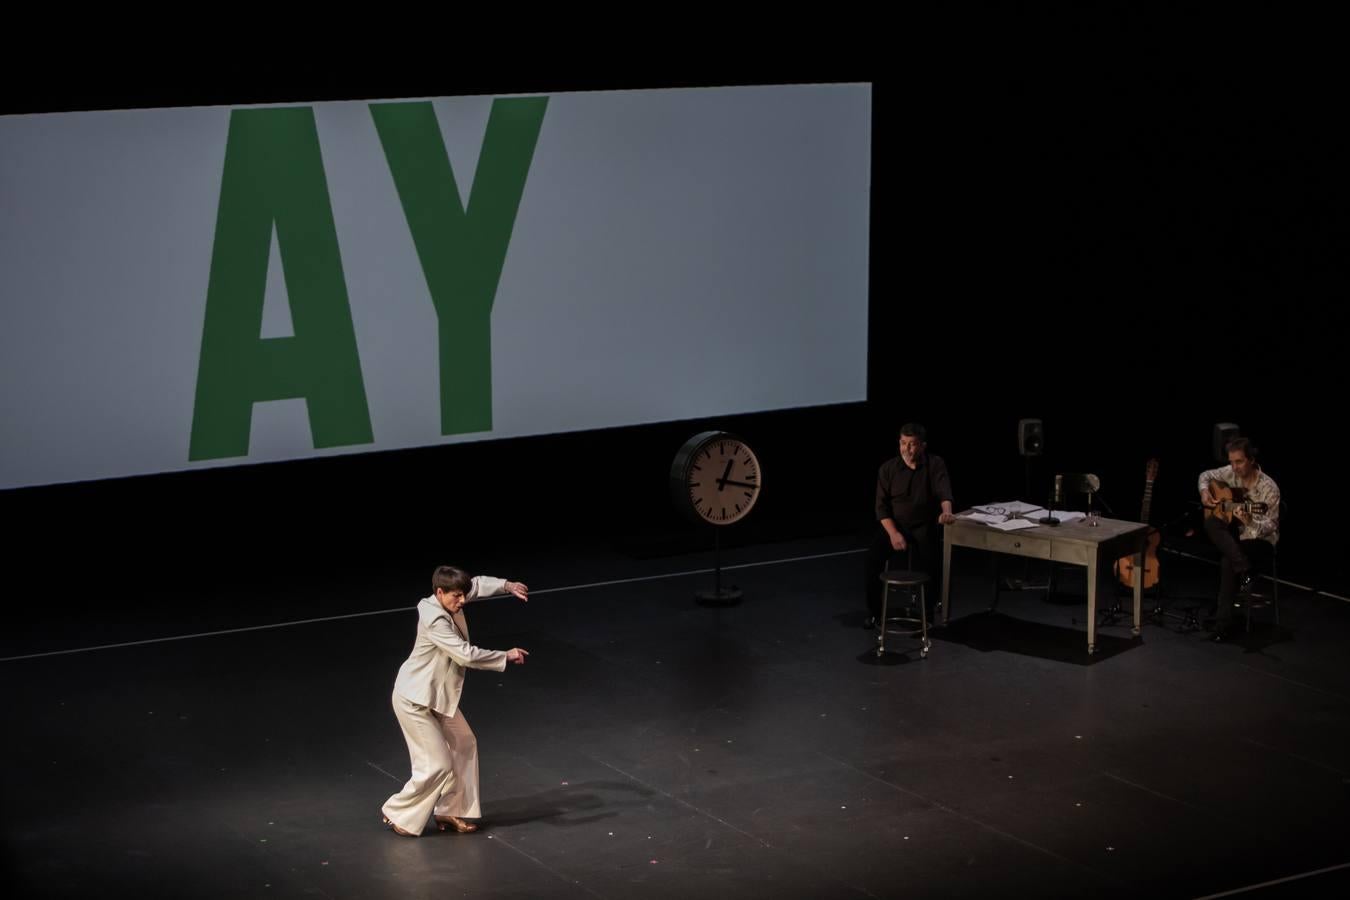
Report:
695,586,743,606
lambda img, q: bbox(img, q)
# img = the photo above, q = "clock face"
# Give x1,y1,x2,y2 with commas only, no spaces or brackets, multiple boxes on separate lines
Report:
684,436,762,524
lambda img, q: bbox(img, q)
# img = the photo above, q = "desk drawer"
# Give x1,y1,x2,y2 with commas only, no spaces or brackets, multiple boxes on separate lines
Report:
982,530,1054,560
1049,542,1091,566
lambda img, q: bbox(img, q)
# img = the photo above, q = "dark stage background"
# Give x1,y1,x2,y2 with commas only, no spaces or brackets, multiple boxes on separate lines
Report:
3,44,1344,614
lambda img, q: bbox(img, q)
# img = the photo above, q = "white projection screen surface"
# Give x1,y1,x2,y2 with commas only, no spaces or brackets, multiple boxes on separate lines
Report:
0,83,871,490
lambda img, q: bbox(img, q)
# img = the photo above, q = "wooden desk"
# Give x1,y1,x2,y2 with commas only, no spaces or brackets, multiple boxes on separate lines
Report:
941,513,1151,654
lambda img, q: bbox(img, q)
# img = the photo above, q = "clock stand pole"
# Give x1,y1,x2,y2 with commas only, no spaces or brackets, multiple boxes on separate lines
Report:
696,527,742,606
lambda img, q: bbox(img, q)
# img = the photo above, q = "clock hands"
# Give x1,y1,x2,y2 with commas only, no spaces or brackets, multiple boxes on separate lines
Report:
711,455,761,493
716,459,734,491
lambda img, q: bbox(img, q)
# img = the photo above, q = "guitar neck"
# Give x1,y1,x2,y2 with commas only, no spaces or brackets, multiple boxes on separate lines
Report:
1138,460,1160,525
1140,482,1155,524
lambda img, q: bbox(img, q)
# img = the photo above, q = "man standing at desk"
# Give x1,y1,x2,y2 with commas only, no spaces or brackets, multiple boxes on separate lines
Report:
865,423,956,627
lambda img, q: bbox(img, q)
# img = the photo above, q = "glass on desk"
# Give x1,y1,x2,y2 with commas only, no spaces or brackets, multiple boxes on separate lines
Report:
1085,509,1100,527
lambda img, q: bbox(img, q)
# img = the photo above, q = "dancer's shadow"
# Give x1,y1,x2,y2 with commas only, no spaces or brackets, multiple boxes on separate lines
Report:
484,780,653,828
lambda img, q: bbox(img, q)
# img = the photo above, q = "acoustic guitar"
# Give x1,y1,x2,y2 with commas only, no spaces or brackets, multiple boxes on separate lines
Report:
1117,458,1160,589
1203,481,1269,525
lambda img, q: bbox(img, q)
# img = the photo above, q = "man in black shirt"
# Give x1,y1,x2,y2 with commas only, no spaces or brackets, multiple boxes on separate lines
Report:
864,423,955,626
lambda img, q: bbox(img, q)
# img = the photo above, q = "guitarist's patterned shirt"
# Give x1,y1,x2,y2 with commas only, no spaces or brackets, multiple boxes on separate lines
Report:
1197,465,1281,545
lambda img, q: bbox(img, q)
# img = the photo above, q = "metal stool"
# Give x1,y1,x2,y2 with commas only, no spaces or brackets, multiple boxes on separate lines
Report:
876,570,931,659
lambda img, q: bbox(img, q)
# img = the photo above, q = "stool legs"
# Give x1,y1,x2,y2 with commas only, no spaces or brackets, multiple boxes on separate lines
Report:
875,582,930,659
877,582,891,656
919,584,930,658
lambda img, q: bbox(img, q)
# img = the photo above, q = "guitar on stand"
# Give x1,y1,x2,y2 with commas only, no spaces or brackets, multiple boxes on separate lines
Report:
1117,458,1160,590
1101,458,1159,626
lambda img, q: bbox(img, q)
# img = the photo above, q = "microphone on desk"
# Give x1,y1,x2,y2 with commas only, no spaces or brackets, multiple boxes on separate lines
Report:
1038,474,1063,526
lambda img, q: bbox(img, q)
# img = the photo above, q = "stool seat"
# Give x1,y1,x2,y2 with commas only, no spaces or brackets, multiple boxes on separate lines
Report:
879,570,930,587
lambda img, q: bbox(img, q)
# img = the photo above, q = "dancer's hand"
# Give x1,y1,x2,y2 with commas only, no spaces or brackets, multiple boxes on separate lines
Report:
506,648,529,664
505,581,529,601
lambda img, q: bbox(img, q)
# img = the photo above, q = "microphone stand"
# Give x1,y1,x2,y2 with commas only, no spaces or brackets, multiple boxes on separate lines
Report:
1007,462,1055,590
1038,476,1062,527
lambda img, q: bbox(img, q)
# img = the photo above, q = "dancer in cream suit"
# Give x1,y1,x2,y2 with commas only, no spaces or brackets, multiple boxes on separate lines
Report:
381,565,529,836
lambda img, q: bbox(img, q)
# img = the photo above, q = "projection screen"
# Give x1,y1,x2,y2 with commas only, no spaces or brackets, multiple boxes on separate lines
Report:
0,83,871,489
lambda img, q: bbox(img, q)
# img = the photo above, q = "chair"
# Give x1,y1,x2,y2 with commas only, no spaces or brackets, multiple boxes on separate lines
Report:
1242,499,1286,633
1059,473,1101,513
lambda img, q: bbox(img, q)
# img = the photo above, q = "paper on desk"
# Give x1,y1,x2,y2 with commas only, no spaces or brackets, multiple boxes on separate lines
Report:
989,518,1038,531
1049,511,1086,523
962,512,1008,525
971,501,1044,515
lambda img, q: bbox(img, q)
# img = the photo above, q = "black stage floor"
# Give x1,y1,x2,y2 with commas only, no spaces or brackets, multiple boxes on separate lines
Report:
4,534,1348,899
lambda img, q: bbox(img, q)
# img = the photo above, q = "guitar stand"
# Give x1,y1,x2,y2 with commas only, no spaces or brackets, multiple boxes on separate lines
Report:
1097,570,1200,631
1140,571,1204,632
1135,509,1208,633
1097,578,1160,628
1151,600,1203,633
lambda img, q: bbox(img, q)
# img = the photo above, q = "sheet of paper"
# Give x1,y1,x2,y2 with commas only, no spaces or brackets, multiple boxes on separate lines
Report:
971,501,1044,516
989,517,1039,531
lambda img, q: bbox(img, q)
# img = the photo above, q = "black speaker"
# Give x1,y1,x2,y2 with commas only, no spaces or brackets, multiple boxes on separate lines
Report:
1212,422,1241,463
1018,418,1043,457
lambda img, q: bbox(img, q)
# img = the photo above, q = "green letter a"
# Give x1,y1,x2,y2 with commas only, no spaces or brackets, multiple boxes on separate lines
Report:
189,107,373,461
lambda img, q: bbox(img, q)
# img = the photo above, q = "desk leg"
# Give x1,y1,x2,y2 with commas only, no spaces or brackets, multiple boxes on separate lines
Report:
1086,555,1098,655
942,527,952,625
1132,550,1143,636
990,555,1000,611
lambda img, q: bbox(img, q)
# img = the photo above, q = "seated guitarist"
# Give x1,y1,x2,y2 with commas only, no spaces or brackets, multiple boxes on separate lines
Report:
1198,437,1281,641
